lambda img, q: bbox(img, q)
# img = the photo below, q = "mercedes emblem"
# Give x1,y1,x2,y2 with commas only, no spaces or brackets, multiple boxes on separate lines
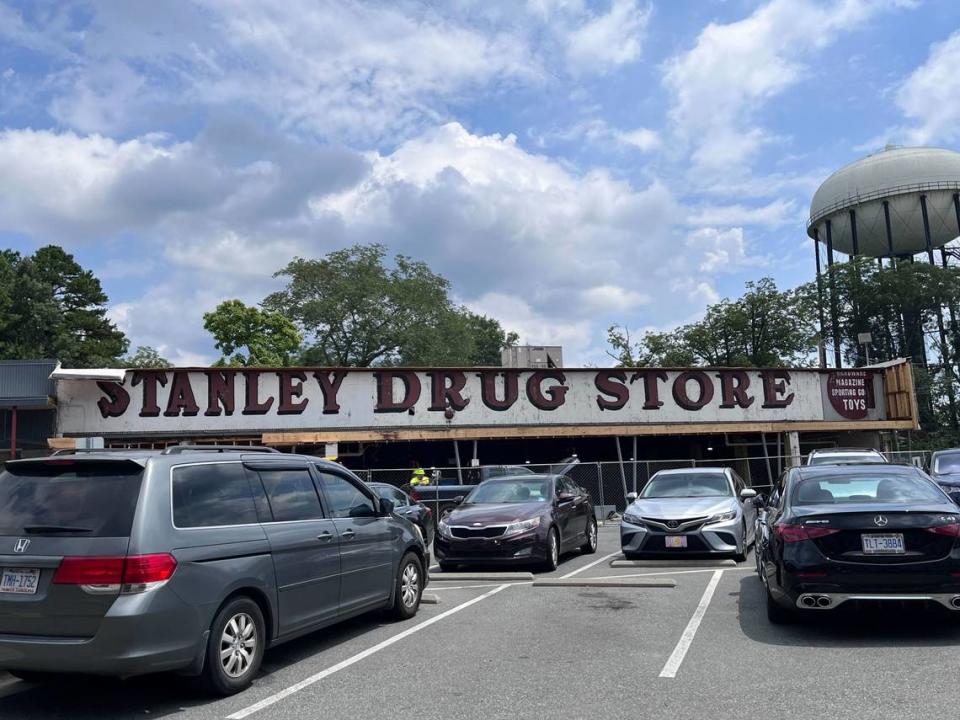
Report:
873,515,888,528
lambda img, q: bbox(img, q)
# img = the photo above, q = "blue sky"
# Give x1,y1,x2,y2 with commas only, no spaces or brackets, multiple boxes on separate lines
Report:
1,0,959,365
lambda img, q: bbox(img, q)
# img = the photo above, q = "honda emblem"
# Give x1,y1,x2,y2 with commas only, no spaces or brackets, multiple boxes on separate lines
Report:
13,538,30,553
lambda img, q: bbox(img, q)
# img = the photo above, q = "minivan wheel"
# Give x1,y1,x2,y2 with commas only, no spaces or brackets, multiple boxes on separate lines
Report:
201,597,265,696
390,552,423,621
581,518,598,554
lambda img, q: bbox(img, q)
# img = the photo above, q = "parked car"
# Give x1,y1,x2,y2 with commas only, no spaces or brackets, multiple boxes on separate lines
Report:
0,446,427,695
434,467,597,571
369,482,434,546
407,464,535,524
805,447,888,465
928,448,960,504
621,467,757,561
755,463,960,624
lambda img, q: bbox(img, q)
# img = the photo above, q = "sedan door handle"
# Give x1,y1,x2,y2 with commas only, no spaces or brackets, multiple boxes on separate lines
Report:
317,532,333,542
341,529,356,540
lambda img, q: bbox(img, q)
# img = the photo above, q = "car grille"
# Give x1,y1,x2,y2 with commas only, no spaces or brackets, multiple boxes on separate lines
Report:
450,526,507,539
640,516,709,533
815,529,954,563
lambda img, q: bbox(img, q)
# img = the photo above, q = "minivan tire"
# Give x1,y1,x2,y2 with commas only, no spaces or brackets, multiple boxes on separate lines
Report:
389,552,423,621
200,597,266,696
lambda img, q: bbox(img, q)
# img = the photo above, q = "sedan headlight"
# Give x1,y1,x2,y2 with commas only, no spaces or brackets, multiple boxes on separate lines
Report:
438,518,454,538
706,510,737,524
622,511,646,527
503,516,541,537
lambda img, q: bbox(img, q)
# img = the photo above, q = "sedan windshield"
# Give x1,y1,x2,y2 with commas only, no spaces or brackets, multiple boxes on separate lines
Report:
934,453,960,474
794,473,945,505
640,473,732,498
808,452,885,465
466,478,552,504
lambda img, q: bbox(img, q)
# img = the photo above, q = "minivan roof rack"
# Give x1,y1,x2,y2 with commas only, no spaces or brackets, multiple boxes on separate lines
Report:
161,445,280,455
50,448,148,456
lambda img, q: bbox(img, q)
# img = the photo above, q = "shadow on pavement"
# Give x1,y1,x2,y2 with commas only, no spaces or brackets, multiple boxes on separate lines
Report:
737,574,960,648
0,610,405,718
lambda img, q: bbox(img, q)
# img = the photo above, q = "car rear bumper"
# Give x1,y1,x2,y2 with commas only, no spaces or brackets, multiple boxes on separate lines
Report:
620,518,741,556
791,591,960,611
435,531,547,565
0,589,205,677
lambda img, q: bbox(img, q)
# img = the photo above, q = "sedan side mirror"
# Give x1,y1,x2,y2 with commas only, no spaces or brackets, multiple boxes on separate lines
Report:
452,495,465,505
556,492,575,504
378,497,395,515
740,488,757,500
626,492,638,502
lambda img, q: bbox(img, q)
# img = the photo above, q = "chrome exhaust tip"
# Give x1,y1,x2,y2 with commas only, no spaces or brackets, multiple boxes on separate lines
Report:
950,596,960,609
816,595,832,608
800,595,817,608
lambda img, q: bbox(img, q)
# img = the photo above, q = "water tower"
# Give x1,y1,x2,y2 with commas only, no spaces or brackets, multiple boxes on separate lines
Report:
808,146,960,368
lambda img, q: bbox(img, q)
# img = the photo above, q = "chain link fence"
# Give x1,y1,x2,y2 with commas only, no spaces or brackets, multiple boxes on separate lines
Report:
357,449,934,518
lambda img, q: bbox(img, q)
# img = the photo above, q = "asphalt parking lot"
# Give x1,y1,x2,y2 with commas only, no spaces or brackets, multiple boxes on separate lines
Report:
2,524,960,720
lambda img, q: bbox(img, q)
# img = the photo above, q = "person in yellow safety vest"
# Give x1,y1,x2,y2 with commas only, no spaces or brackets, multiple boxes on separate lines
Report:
409,468,429,486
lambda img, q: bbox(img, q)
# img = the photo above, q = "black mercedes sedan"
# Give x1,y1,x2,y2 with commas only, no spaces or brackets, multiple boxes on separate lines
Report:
756,463,960,623
434,473,597,571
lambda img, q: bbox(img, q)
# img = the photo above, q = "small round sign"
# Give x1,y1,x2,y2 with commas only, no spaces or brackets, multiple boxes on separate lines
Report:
827,370,870,420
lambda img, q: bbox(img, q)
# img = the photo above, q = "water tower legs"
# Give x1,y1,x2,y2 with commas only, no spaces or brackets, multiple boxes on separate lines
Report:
813,229,828,369
825,219,842,368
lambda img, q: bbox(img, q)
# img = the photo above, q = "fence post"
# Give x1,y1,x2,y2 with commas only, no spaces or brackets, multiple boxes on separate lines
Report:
596,462,605,519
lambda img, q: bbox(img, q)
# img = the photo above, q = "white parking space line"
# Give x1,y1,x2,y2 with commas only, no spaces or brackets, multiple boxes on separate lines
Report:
658,570,724,679
560,550,621,579
227,583,510,719
430,582,534,591
592,567,753,581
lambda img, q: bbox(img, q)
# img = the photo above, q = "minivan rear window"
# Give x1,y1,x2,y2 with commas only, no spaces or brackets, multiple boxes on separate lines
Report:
0,461,143,537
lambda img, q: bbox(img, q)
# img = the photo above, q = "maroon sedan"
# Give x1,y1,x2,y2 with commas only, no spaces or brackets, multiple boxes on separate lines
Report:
435,473,598,571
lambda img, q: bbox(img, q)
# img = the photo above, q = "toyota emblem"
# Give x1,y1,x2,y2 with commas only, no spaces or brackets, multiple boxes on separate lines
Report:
873,515,888,528
666,520,679,529
13,538,29,553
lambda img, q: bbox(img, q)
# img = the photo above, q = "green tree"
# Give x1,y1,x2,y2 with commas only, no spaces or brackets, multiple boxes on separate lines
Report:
607,278,815,368
0,245,128,366
203,300,302,367
264,244,517,366
120,346,173,368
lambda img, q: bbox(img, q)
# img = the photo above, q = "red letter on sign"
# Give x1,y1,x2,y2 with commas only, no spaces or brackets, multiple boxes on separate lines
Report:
760,370,794,408
630,370,668,410
672,371,714,411
717,370,754,409
204,370,235,416
164,371,200,417
375,371,422,413
527,371,568,411
595,370,628,411
277,371,309,415
96,381,130,418
429,371,470,412
132,370,168,417
477,371,519,411
243,371,274,415
313,371,347,414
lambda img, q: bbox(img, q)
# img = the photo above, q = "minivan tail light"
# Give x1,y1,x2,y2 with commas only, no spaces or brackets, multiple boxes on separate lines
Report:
773,524,841,543
53,554,177,594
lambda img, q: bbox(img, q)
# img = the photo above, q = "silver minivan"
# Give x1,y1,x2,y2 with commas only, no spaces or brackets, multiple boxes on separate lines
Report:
0,446,427,695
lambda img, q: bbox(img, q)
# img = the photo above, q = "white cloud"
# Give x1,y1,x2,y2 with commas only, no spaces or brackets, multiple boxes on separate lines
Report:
542,118,660,153
896,29,960,145
687,198,797,228
579,285,650,313
663,0,911,178
565,0,651,74
686,227,768,274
